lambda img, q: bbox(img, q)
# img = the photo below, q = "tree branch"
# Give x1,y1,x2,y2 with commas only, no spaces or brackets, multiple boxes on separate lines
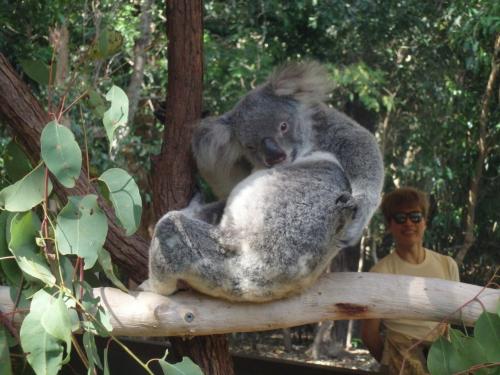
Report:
1,273,497,337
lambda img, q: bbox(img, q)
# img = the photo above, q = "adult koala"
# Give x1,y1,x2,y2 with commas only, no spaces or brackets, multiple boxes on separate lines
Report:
146,61,384,302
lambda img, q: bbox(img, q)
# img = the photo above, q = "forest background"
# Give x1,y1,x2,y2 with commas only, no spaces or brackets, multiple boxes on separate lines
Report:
0,0,499,371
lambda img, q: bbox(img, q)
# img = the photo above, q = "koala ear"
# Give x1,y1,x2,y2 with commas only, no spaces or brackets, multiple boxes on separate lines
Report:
192,116,238,167
268,61,333,104
192,117,244,195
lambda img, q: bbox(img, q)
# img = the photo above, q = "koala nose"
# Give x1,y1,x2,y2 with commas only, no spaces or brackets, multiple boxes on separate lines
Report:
261,137,286,166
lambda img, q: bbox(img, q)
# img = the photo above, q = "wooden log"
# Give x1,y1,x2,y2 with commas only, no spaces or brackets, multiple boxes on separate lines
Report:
1,273,497,337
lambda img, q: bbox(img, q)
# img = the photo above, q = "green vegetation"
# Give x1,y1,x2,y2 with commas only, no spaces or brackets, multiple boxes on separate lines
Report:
0,0,499,374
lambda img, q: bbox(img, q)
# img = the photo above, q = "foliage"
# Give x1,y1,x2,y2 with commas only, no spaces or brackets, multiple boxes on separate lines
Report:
0,0,499,371
0,25,203,375
428,311,500,374
3,0,496,285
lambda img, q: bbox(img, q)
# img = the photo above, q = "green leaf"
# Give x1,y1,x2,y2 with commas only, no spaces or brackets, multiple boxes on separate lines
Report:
41,294,72,363
0,163,53,212
41,121,82,188
0,211,22,286
0,327,13,375
97,248,128,292
9,212,55,286
59,255,75,291
83,332,103,370
427,336,455,375
102,86,128,146
78,281,112,337
98,168,142,235
20,290,64,375
19,59,53,85
158,355,204,375
3,141,32,183
55,195,108,270
88,27,124,60
85,89,107,118
449,329,489,375
475,311,500,363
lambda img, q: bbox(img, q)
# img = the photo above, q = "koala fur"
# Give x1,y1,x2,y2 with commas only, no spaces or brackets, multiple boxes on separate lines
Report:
146,61,384,302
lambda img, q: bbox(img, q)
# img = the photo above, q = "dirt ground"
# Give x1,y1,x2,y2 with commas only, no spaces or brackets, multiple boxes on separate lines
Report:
229,331,380,373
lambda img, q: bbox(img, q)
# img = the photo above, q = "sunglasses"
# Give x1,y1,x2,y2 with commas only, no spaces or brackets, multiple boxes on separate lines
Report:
392,211,424,224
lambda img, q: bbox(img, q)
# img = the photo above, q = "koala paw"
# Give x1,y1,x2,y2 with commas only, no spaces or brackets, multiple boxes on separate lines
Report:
182,191,205,216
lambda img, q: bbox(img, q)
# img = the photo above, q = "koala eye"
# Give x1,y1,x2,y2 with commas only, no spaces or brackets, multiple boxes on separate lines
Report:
245,144,256,151
279,122,289,133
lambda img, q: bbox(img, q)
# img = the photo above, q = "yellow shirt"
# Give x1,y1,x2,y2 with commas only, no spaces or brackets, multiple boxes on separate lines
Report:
370,248,460,341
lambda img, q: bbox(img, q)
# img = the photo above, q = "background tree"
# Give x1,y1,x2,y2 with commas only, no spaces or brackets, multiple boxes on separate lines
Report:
151,1,233,374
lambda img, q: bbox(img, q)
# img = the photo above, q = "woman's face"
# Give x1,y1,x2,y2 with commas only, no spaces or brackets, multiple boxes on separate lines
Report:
388,204,426,248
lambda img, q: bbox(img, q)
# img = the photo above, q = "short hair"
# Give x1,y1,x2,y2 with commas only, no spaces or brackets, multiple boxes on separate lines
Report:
381,187,429,223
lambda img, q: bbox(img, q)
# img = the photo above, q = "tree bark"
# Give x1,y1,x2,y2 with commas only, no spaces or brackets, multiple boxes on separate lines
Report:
456,34,500,266
151,0,203,218
151,1,234,374
0,53,149,283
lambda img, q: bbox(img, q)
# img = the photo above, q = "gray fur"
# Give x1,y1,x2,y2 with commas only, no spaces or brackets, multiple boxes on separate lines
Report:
147,61,384,302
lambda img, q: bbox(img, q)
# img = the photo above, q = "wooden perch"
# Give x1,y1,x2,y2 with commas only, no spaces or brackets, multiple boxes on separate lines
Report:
1,273,497,337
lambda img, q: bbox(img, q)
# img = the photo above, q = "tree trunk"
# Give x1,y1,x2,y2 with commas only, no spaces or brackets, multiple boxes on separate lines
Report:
0,53,149,283
126,0,153,126
151,0,202,217
455,34,500,266
111,0,154,159
151,1,234,374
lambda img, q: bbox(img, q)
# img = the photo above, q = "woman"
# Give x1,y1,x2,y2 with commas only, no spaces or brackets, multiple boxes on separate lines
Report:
361,187,459,374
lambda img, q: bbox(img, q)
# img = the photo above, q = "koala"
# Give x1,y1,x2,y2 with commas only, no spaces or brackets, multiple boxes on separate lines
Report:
193,61,384,246
146,61,384,302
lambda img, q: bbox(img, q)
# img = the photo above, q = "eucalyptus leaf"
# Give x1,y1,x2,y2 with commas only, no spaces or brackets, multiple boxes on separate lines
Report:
20,290,64,375
427,336,455,375
3,141,32,183
41,121,82,188
19,59,53,85
98,168,142,235
0,211,22,286
97,248,128,292
158,356,204,375
0,163,53,212
9,212,55,286
78,281,112,337
0,327,13,375
55,195,108,270
102,86,129,146
59,255,75,291
449,328,489,375
41,294,72,363
475,311,500,363
88,27,123,60
85,89,107,118
83,332,103,370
